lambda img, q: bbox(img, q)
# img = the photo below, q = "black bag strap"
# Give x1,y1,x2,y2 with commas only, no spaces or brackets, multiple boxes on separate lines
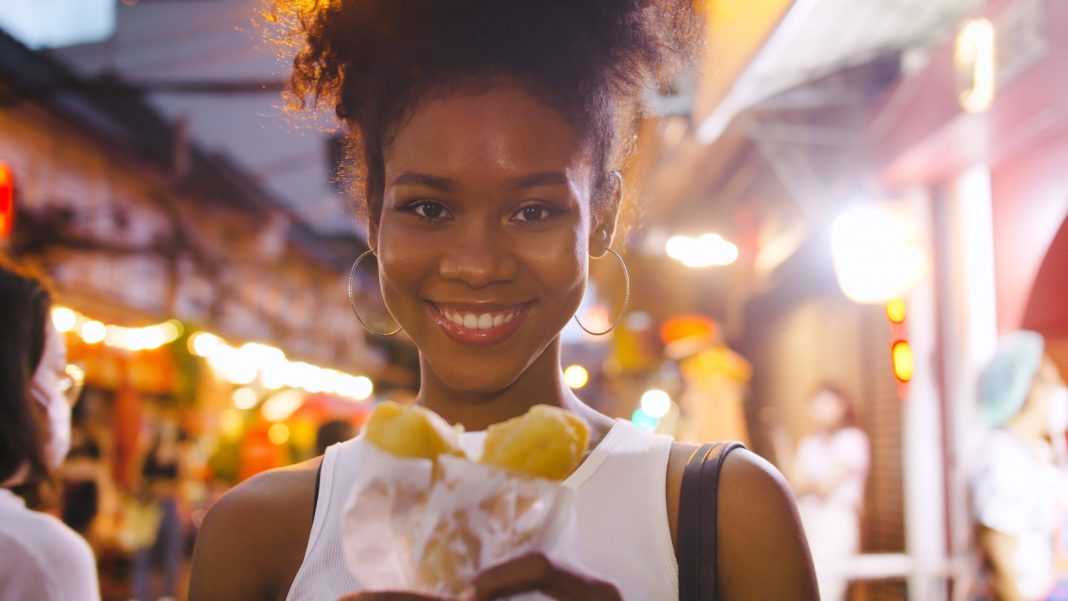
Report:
677,441,746,601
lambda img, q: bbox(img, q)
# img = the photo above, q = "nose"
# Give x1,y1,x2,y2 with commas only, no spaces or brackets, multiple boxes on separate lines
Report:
438,219,517,288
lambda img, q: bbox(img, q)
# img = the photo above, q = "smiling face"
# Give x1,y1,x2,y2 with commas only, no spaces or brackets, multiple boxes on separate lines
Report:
371,84,617,399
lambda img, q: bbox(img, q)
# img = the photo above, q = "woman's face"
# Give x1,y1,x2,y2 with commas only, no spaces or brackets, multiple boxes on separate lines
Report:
372,84,615,396
810,389,847,431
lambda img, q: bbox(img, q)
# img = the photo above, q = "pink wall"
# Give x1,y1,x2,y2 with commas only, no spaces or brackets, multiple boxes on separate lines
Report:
991,122,1068,331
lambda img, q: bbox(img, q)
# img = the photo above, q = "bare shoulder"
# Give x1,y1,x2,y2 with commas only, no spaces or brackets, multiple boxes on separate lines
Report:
718,448,818,599
666,442,818,600
189,456,322,601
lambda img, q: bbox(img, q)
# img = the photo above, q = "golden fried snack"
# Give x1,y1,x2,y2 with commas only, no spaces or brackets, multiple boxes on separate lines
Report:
480,405,590,480
364,401,465,460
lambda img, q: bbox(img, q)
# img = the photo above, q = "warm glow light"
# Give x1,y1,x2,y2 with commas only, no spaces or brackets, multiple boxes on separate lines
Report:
240,342,286,367
261,389,305,422
189,330,373,400
955,18,996,114
832,204,928,304
189,332,222,357
80,320,106,344
886,299,907,324
51,307,77,333
220,410,244,441
268,423,291,445
232,387,258,410
665,233,739,268
640,388,672,419
892,340,914,383
208,345,257,385
345,375,374,401
563,365,590,389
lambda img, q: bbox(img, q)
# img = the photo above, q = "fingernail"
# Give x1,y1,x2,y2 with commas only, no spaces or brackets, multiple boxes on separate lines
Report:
457,586,477,601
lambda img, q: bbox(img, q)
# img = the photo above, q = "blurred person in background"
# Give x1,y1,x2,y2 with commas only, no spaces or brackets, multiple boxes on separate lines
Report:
770,383,870,601
315,419,356,456
131,404,189,601
970,331,1068,601
61,422,103,538
0,257,100,600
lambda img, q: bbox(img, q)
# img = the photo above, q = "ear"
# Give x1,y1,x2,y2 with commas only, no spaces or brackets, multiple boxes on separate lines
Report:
590,171,623,257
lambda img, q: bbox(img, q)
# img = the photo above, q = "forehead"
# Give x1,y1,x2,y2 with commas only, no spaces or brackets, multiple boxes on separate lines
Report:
385,85,590,185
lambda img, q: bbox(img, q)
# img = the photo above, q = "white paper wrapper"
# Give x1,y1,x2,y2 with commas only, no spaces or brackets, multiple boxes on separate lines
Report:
341,440,583,599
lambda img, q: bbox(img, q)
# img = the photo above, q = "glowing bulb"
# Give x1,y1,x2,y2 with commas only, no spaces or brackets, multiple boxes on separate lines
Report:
262,368,286,390
268,423,291,445
338,375,373,400
640,388,672,419
666,233,738,268
232,387,258,410
832,204,928,304
189,332,222,357
261,388,305,422
892,340,914,383
80,320,106,344
220,410,244,441
955,18,996,113
886,299,907,324
160,320,182,342
51,307,77,333
563,365,589,389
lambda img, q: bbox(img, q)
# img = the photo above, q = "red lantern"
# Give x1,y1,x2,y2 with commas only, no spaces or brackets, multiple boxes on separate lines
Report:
0,162,13,239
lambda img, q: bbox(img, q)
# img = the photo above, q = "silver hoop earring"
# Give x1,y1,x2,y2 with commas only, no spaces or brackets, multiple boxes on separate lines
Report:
573,247,630,336
347,249,403,336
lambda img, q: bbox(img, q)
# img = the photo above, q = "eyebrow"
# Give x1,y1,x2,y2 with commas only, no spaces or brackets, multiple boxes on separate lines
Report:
390,171,569,191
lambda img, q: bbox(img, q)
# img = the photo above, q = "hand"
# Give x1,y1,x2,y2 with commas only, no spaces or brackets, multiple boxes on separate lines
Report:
468,552,621,600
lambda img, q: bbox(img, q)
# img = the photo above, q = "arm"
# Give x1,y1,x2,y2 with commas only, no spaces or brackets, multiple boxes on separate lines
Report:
188,459,319,601
718,449,819,599
976,526,1025,601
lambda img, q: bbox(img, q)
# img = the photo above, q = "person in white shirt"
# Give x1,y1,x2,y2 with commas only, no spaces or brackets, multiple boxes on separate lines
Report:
970,331,1067,601
771,383,871,601
0,259,100,601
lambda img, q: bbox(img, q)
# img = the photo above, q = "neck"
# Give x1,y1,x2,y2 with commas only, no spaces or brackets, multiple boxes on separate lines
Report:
1005,410,1046,444
415,338,588,431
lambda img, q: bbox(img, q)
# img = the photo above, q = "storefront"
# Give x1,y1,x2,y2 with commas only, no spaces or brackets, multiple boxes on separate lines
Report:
866,0,1068,597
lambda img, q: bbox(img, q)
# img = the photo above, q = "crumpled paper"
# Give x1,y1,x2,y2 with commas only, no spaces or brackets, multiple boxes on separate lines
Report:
341,440,581,599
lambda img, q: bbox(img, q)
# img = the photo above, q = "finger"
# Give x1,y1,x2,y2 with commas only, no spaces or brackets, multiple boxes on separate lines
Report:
472,552,620,600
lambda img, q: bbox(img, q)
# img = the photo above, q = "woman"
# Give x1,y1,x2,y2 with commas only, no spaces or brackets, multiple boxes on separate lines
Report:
190,2,817,599
770,384,870,601
0,258,100,600
970,331,1067,600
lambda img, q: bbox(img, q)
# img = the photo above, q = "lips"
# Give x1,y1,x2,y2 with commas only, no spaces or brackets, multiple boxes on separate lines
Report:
427,301,533,346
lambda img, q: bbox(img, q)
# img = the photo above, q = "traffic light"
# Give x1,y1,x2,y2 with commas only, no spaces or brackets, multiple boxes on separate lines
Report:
0,162,13,240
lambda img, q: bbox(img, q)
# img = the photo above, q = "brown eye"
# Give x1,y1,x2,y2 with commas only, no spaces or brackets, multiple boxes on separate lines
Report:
513,204,557,223
407,201,450,220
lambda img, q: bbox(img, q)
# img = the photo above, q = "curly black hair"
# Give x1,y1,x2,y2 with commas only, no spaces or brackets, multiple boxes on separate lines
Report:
271,0,701,224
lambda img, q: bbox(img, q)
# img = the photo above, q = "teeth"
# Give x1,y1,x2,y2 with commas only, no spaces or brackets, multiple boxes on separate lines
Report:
440,308,522,330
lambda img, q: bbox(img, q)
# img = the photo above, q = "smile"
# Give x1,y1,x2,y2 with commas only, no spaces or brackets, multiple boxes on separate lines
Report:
427,301,533,346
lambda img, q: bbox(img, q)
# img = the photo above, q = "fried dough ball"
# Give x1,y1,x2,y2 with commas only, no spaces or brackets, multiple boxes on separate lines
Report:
364,401,465,460
481,405,590,480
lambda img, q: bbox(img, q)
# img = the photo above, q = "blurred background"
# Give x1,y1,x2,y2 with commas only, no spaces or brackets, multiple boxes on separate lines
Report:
1,0,1066,599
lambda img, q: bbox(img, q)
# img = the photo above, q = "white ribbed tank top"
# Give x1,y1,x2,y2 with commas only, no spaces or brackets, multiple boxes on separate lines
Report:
286,419,678,601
